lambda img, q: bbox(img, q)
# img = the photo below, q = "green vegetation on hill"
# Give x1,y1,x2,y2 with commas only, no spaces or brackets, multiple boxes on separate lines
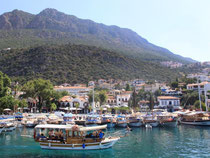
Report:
0,44,181,84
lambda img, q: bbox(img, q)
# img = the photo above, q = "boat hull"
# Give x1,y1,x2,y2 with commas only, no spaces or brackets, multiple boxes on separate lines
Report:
128,122,143,127
145,122,159,127
107,123,116,128
160,121,177,127
39,138,119,150
3,126,16,132
116,123,127,128
25,124,36,128
181,121,210,126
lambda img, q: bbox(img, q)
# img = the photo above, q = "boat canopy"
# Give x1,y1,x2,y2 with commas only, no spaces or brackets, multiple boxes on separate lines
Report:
79,125,107,132
35,124,107,131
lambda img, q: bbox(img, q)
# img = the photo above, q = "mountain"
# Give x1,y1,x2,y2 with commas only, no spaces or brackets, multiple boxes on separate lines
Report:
0,44,181,84
0,9,196,64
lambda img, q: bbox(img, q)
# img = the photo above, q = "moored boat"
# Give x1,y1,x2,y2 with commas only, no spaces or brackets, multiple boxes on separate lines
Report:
1,122,16,132
128,116,143,127
157,113,177,127
116,116,127,128
179,112,210,126
34,124,120,150
143,115,159,127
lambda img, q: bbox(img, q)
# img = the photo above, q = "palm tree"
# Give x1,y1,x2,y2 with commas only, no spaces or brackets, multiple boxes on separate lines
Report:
75,102,80,114
88,105,92,113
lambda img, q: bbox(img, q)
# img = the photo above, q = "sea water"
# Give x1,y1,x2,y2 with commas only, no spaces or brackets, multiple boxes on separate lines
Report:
0,125,209,158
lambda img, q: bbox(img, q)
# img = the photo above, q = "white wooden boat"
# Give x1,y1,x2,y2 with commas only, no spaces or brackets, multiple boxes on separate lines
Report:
179,112,210,126
34,124,120,150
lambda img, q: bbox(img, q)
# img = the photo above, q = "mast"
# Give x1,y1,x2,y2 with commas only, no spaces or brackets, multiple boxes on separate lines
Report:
197,78,202,111
204,89,208,112
92,84,95,112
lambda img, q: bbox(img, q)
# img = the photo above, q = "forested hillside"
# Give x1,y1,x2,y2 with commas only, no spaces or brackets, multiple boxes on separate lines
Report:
0,44,181,84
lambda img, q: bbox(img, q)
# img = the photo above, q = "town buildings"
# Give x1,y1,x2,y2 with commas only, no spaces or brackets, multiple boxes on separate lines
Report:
156,96,181,111
54,86,92,96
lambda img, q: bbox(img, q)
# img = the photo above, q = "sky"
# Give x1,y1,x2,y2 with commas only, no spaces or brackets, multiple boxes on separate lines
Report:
1,0,210,62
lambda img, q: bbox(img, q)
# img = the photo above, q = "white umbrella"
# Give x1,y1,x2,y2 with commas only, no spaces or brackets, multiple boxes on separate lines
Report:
3,108,11,111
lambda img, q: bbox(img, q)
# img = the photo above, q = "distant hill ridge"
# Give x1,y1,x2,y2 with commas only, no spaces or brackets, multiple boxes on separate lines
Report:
0,8,196,64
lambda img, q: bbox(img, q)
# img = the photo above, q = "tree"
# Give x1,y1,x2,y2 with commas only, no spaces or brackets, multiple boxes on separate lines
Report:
181,91,205,108
0,71,15,113
100,107,103,115
148,92,154,111
125,84,131,91
22,78,54,111
88,90,99,103
88,105,92,112
107,108,112,113
50,103,57,113
18,99,28,113
194,100,206,111
75,102,80,114
130,88,138,111
0,95,16,113
171,81,178,89
0,71,11,97
98,90,108,105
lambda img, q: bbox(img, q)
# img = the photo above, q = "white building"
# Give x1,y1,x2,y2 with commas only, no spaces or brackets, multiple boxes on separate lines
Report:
187,82,210,93
116,91,132,107
144,83,160,93
59,96,89,113
54,86,92,96
88,81,95,87
187,74,210,82
157,96,181,111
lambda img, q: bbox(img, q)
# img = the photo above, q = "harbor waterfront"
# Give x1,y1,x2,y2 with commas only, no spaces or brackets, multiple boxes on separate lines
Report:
0,125,209,158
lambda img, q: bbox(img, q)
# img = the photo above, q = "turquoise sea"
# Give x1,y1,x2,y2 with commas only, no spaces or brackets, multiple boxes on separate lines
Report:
0,125,209,158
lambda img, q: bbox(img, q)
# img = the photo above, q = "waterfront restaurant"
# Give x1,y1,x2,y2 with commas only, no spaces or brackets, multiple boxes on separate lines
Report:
157,96,181,112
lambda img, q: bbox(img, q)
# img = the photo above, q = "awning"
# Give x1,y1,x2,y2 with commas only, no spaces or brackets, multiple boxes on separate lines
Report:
35,124,107,131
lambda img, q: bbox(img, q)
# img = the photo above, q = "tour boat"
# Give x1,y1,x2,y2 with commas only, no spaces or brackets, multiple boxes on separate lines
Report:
179,112,210,126
34,124,120,150
128,116,143,127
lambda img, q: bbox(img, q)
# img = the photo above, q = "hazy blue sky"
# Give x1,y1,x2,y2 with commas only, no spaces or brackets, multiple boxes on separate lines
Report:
1,0,209,62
